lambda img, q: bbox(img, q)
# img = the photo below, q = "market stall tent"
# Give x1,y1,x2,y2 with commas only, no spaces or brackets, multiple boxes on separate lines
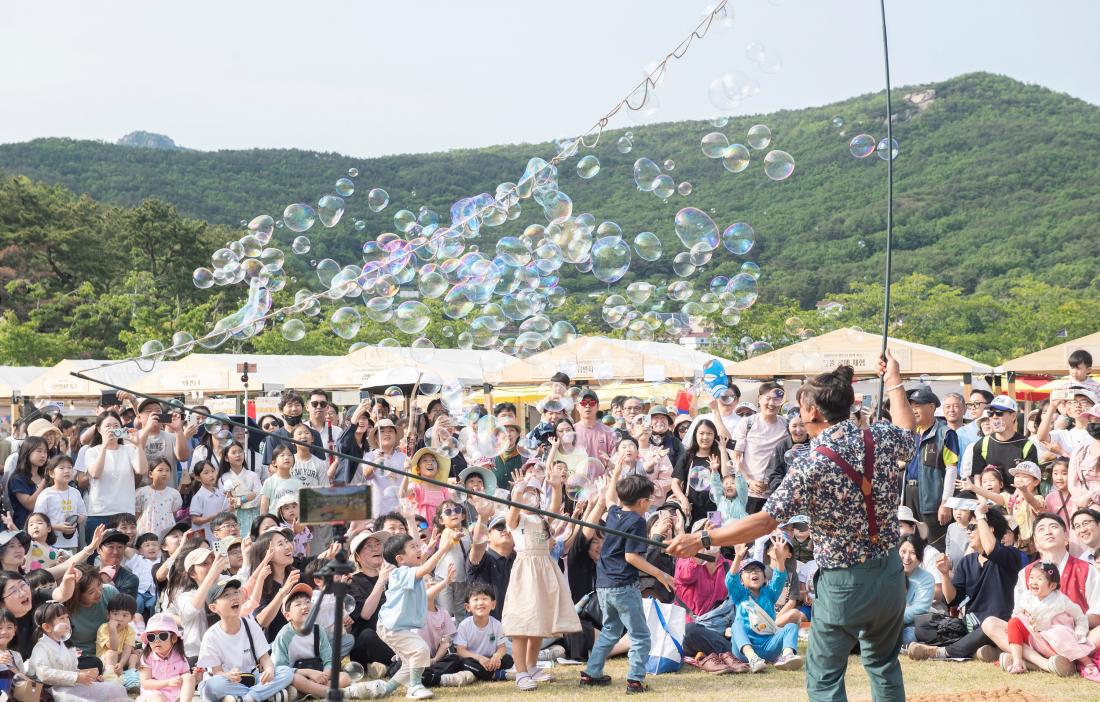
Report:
998,331,1100,376
0,366,48,400
283,346,514,391
20,359,160,399
129,353,337,396
722,328,993,379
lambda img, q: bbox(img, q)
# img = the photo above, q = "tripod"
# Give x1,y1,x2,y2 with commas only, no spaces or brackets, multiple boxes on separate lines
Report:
295,523,356,701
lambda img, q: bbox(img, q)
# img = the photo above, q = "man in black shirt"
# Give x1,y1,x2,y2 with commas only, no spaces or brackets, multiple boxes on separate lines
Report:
969,395,1038,487
467,515,516,620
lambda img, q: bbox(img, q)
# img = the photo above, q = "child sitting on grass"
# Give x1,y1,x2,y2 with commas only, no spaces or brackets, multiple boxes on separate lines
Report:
727,536,804,673
454,582,512,682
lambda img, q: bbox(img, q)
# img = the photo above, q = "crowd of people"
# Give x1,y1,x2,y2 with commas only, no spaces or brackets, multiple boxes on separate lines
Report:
0,348,1096,701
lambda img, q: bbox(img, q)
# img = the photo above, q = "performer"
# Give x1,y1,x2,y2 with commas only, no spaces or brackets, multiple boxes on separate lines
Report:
667,351,917,701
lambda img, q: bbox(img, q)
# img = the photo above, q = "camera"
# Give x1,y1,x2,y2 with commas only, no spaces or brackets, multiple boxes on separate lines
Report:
110,428,128,439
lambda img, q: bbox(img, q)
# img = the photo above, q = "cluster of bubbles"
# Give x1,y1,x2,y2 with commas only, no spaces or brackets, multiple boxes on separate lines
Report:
699,124,794,181
630,157,693,201
835,115,898,161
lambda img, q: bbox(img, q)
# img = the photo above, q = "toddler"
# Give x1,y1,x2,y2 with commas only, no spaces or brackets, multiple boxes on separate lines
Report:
28,601,128,701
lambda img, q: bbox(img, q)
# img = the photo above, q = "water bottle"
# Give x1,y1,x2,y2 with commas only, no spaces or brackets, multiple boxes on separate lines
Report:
575,591,593,614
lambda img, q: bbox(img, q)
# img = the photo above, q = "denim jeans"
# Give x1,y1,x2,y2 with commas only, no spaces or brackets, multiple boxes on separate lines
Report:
585,584,650,682
201,666,295,701
732,619,799,662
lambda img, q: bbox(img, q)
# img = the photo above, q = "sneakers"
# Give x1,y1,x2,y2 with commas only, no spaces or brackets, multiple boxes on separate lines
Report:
220,697,243,702
625,679,650,694
516,674,538,691
975,645,1000,663
720,652,750,674
538,644,566,662
368,662,390,679
999,652,1027,674
270,690,298,702
747,656,767,673
405,684,434,700
693,653,734,674
579,671,612,686
348,680,395,699
439,671,476,687
774,653,804,671
529,668,554,683
1046,655,1076,677
907,643,942,661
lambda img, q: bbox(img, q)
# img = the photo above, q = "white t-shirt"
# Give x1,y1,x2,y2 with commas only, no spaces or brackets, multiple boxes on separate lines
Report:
291,455,329,487
361,449,406,516
733,414,789,492
219,469,263,506
190,486,230,545
453,616,505,657
142,430,180,486
169,590,210,658
196,617,270,672
33,486,86,548
85,444,141,516
1049,427,1091,457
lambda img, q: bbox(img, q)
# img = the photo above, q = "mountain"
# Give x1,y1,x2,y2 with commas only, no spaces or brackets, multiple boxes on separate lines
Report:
117,131,188,151
0,72,1098,365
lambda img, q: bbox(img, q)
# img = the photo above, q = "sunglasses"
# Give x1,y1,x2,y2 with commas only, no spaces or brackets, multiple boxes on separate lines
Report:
966,524,977,533
988,410,1011,417
310,400,328,408
579,399,598,407
965,402,987,409
262,423,279,431
146,631,174,642
440,507,464,517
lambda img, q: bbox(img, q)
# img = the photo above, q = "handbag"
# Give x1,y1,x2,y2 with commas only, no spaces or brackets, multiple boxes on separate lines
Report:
643,597,686,675
744,599,778,635
292,625,325,672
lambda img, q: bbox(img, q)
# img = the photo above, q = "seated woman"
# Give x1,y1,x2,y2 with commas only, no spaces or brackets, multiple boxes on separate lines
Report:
899,534,934,648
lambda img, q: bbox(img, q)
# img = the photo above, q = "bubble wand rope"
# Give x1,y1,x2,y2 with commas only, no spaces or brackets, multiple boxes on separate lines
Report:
69,370,714,562
875,0,895,420
81,1,733,374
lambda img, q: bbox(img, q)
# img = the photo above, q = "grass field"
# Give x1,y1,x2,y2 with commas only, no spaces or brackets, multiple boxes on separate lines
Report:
426,656,1097,702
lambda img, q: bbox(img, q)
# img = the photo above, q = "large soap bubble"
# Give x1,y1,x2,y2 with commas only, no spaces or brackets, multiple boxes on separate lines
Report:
725,273,759,310
367,188,390,212
283,204,316,232
576,155,600,179
876,137,899,160
747,124,772,150
632,158,661,192
317,195,346,227
674,207,719,252
591,236,631,284
394,300,431,334
700,132,730,159
849,134,876,159
763,150,795,181
721,222,755,255
633,231,662,261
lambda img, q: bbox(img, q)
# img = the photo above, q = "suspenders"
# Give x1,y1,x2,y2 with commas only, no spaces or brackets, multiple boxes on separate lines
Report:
814,428,880,544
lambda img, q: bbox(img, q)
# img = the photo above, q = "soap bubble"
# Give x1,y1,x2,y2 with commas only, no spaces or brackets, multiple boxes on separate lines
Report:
140,339,165,363
740,261,761,279
345,662,365,682
617,136,633,154
832,116,844,129
393,210,416,234
354,219,366,232
672,252,696,277
330,307,362,339
725,273,759,310
677,182,693,196
247,215,275,244
700,132,730,159
367,188,390,212
633,232,662,261
784,317,804,335
626,281,654,304
566,474,591,502
688,465,712,492
763,150,795,181
281,318,306,341
721,144,751,173
283,203,316,232
591,236,631,284
745,42,767,62
395,300,431,334
347,167,359,178
746,341,774,357
849,134,876,159
169,331,195,356
876,137,899,160
576,155,601,179
315,259,340,287
747,124,772,150
259,248,284,272
663,159,675,171
668,281,693,301
707,70,760,113
291,236,311,254
334,178,355,197
721,222,755,255
652,175,675,199
192,268,214,289
674,207,719,252
633,158,661,192
548,320,577,346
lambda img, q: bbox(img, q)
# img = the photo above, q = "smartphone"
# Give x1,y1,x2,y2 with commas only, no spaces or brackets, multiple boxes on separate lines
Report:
213,539,228,556
64,515,79,526
1051,388,1069,401
706,511,723,529
157,412,173,424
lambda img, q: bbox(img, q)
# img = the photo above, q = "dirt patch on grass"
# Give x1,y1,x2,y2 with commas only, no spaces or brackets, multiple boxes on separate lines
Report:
858,687,1065,702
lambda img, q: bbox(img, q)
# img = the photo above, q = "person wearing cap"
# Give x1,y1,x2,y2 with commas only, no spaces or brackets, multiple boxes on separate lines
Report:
668,353,918,701
900,386,958,550
732,381,791,513
261,391,325,471
492,418,524,492
525,397,564,447
1001,461,1047,546
647,405,684,468
970,395,1039,489
735,401,757,418
136,611,195,702
345,530,398,676
359,417,406,517
96,528,139,600
574,388,615,467
197,576,296,702
1067,406,1100,514
468,511,516,621
271,583,362,699
1039,387,1098,458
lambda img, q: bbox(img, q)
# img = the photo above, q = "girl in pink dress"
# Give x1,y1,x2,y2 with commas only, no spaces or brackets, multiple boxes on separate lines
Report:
1003,561,1098,679
400,448,452,529
137,612,194,702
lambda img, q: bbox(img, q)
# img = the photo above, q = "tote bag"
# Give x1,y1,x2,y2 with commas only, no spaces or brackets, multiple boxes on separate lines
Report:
643,597,686,675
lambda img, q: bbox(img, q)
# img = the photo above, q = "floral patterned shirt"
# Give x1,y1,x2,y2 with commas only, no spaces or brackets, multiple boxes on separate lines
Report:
764,419,917,569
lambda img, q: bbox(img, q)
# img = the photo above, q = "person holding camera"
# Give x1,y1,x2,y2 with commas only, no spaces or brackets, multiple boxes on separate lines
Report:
83,412,149,541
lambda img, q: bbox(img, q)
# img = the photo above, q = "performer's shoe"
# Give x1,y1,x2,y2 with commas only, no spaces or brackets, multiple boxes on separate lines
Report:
975,645,1000,663
906,643,941,661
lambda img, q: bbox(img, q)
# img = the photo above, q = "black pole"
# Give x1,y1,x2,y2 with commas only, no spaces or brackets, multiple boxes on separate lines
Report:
875,0,896,420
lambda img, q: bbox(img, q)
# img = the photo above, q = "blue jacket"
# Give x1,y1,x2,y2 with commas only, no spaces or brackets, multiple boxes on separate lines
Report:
726,567,788,627
904,567,935,624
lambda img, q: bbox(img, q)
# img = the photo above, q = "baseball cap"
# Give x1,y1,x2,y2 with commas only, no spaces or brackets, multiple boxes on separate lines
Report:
896,506,919,524
206,577,242,604
989,395,1018,413
100,529,130,547
738,558,766,573
184,547,214,571
735,401,758,414
1080,407,1100,422
282,583,314,610
781,515,810,529
217,536,243,552
1009,461,1041,481
137,398,163,414
579,388,599,403
374,418,396,430
906,387,940,407
488,515,508,530
648,405,671,418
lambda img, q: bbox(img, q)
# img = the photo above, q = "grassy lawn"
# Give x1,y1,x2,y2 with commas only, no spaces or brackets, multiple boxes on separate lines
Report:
431,656,1097,702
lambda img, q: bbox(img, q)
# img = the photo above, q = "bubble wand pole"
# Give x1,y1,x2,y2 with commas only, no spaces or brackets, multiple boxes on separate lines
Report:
875,0,896,420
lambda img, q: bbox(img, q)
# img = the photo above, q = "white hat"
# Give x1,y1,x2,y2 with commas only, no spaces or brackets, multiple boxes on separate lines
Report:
1009,461,1041,481
896,505,919,524
989,395,1018,413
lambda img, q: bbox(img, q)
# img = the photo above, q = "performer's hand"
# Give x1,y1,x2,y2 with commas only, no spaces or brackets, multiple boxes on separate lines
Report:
664,532,703,559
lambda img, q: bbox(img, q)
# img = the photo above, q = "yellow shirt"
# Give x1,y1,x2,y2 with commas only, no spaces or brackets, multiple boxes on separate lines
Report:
95,622,136,658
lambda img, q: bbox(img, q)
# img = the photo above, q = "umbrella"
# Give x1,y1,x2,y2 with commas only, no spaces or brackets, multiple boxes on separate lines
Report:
360,367,445,396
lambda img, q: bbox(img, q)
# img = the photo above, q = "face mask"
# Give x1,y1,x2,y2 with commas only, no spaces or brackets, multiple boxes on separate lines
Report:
284,414,302,427
1087,423,1100,440
990,418,1006,434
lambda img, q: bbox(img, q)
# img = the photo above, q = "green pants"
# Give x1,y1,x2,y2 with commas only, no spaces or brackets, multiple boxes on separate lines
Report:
807,550,905,702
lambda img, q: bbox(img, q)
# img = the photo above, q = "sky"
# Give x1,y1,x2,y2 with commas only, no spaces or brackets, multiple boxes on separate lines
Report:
2,0,1098,157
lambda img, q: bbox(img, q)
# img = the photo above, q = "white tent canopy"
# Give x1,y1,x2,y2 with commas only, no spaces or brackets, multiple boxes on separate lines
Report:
130,353,338,396
21,359,161,399
0,366,49,399
284,346,513,391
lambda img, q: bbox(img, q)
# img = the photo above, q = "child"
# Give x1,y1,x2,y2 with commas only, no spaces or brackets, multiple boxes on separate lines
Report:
711,467,749,524
113,513,140,553
957,465,1012,508
945,506,973,567
1045,458,1075,528
218,443,262,537
97,592,140,686
727,537,804,673
362,528,457,700
419,566,475,687
127,533,161,620
300,559,354,658
196,577,296,702
32,454,85,550
137,612,195,702
503,469,580,691
1067,349,1100,394
1002,561,1098,677
454,582,513,682
259,446,303,515
582,470,675,694
274,493,312,557
27,600,128,701
272,583,358,699
431,499,469,618
0,606,40,701
400,448,452,528
136,459,184,541
220,536,245,576
23,512,70,572
1004,462,1047,549
187,460,230,545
